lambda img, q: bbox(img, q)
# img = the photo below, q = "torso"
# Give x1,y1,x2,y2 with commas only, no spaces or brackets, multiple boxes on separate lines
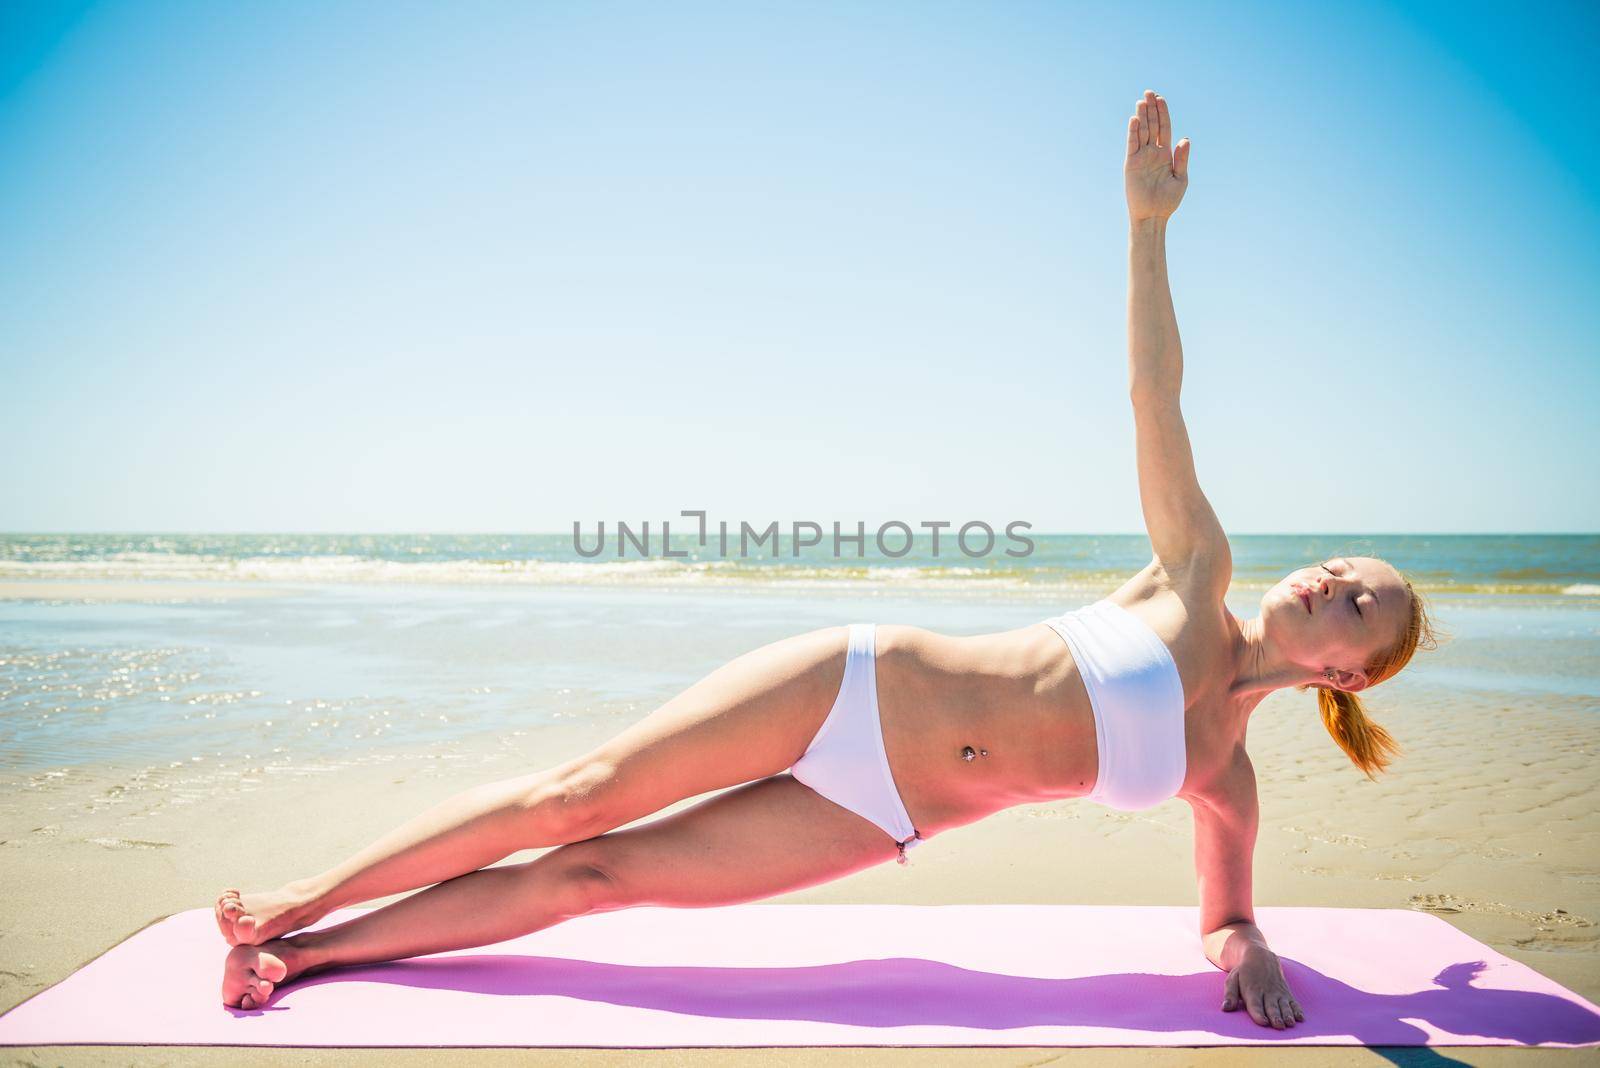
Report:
876,558,1260,837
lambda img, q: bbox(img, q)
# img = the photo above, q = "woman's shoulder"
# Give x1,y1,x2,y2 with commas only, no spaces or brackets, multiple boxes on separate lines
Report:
1103,558,1234,666
1104,560,1250,767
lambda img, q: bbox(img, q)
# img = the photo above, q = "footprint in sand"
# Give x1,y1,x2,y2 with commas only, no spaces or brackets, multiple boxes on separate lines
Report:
1282,825,1368,849
85,836,173,850
1410,892,1464,913
1409,893,1595,930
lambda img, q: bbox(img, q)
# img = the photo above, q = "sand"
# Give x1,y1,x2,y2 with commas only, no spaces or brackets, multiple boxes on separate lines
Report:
3,678,1596,1066
0,581,288,603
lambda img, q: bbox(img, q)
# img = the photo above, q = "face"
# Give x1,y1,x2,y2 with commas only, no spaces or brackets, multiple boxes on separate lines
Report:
1261,555,1410,688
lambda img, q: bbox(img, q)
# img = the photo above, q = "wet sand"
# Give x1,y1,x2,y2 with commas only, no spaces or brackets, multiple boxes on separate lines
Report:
0,581,288,603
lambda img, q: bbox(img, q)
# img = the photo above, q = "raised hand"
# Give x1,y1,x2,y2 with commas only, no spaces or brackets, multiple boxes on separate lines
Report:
1125,89,1190,224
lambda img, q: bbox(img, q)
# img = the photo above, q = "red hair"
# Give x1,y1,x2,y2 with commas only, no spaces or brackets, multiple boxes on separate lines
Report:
1295,574,1440,779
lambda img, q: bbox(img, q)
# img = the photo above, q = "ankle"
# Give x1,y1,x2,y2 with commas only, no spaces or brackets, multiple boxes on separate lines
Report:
285,876,338,921
276,931,330,982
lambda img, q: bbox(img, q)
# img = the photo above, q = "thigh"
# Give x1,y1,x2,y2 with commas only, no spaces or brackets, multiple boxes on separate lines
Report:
569,773,904,910
556,626,852,837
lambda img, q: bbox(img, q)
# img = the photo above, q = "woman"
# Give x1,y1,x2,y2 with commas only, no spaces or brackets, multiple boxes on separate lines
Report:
216,90,1437,1031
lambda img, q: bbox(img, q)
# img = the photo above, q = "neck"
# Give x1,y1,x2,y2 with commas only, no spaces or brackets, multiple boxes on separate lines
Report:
1229,612,1316,700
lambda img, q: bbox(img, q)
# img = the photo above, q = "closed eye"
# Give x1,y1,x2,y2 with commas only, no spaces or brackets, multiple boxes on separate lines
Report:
1323,562,1364,619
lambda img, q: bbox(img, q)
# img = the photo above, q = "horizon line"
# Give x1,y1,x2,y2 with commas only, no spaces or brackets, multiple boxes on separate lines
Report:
2,530,1597,538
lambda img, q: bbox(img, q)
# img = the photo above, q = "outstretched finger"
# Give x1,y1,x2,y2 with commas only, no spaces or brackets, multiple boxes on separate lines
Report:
1221,970,1242,1011
1174,138,1191,179
1156,94,1171,148
1127,115,1140,157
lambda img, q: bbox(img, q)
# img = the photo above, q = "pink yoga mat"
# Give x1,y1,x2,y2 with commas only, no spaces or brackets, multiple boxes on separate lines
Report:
1,905,1596,1048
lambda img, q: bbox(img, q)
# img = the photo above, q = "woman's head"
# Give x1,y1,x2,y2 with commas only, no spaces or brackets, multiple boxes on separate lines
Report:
1262,555,1439,777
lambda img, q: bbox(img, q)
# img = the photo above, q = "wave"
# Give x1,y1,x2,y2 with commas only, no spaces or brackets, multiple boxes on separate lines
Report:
0,555,1594,598
0,555,1086,591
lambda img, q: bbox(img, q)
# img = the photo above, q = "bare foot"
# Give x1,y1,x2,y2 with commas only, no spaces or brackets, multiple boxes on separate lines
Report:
221,939,302,1009
214,884,319,946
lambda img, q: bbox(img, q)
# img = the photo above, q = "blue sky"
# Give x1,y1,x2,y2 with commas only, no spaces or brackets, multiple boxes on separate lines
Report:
2,0,1596,533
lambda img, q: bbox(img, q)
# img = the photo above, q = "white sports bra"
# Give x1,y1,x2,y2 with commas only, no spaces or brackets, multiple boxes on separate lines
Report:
1041,599,1188,810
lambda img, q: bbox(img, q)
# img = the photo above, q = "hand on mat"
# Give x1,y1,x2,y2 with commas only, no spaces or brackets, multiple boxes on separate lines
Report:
1125,89,1189,224
1222,947,1305,1029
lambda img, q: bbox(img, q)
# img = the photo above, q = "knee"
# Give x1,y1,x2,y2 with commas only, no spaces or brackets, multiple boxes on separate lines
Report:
521,761,619,845
549,850,623,916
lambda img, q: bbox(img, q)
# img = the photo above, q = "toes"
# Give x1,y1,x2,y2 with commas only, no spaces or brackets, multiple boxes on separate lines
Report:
233,912,260,945
253,951,288,983
224,944,285,1010
215,891,242,940
220,899,247,945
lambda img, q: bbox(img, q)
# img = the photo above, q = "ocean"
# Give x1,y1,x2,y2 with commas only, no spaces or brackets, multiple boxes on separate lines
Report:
2,532,1597,595
1,533,1595,779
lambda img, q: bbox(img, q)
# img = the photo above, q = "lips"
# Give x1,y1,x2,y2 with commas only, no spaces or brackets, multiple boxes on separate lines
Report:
1295,586,1312,614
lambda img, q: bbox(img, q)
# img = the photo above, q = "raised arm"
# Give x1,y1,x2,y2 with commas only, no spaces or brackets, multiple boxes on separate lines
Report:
1124,90,1229,588
1189,752,1304,1030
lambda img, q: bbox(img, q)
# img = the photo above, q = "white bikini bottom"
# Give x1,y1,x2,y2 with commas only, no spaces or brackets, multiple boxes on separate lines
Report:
789,623,924,863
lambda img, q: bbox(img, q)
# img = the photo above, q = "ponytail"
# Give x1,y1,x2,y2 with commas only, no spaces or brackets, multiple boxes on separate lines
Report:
1316,686,1399,779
